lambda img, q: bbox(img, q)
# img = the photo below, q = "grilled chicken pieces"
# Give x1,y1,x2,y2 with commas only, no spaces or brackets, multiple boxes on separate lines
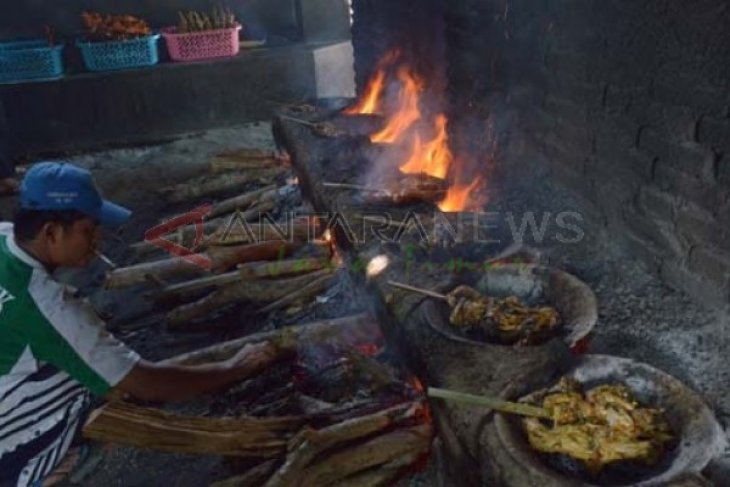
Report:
446,285,560,345
523,378,674,474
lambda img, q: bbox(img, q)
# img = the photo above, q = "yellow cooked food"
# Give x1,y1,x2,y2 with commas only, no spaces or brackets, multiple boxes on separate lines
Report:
446,285,560,344
523,378,674,474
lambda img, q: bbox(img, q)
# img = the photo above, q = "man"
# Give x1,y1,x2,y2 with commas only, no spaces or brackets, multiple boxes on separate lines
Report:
0,162,279,487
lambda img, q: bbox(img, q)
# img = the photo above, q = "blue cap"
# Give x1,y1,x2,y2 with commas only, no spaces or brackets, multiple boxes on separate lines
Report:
20,162,132,227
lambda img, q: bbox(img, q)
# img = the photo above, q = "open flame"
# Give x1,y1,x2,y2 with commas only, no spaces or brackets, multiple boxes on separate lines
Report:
399,114,452,180
346,52,488,212
438,176,484,212
370,68,422,144
344,49,400,115
344,69,386,115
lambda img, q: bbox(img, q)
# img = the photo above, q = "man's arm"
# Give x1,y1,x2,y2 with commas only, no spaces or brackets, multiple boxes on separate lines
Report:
113,342,280,402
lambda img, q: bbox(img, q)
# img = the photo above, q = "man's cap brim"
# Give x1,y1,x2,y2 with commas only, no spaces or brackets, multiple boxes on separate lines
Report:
93,200,132,227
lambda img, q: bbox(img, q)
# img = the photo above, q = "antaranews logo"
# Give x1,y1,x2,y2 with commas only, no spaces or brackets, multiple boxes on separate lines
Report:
144,204,214,270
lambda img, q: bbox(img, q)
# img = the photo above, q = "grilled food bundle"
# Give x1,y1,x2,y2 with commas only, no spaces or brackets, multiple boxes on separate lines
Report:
81,11,152,41
446,285,560,345
522,378,674,475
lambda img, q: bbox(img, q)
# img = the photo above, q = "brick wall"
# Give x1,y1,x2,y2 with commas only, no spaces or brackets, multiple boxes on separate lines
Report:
444,0,730,306
351,0,729,306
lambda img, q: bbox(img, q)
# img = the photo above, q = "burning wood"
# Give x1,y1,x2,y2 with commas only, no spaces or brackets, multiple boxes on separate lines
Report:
158,167,287,203
288,423,432,487
105,241,296,289
95,310,433,485
263,402,425,486
166,269,334,327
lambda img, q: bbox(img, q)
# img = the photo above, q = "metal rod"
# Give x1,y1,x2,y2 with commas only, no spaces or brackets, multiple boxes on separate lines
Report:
427,387,550,419
387,281,448,301
322,182,390,194
278,114,317,127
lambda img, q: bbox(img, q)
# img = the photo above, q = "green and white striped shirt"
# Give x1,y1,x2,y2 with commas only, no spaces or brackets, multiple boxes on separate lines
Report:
0,223,139,487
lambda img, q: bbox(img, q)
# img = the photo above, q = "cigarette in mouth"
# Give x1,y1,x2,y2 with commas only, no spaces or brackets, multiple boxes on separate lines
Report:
94,249,118,269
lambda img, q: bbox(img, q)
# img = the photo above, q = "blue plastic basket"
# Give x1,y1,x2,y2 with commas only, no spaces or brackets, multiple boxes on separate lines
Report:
0,40,64,84
76,34,160,72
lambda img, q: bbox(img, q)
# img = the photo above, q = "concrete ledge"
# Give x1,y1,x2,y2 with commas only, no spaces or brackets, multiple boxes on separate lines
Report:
2,41,353,156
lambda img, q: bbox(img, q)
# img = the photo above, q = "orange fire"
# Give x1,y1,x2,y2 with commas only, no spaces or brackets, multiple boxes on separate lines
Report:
344,69,386,115
438,176,484,212
346,50,487,212
370,68,422,144
399,114,452,180
344,49,400,115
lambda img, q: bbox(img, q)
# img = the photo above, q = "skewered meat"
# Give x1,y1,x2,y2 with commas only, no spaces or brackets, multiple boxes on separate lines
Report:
522,379,674,475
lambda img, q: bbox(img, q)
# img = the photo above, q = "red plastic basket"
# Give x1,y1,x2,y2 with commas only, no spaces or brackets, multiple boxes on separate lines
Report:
161,25,241,62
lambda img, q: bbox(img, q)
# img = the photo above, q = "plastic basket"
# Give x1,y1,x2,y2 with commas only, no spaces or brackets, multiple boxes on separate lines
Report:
76,34,161,72
161,25,241,62
0,40,64,84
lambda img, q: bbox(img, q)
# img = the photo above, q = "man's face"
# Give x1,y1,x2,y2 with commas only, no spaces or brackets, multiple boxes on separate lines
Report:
46,217,101,268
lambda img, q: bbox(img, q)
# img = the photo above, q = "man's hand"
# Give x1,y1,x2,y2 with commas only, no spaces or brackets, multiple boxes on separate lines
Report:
116,341,288,403
227,342,282,381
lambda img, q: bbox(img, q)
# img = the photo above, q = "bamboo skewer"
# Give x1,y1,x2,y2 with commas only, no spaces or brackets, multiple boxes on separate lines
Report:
386,244,542,301
387,281,448,301
427,387,550,419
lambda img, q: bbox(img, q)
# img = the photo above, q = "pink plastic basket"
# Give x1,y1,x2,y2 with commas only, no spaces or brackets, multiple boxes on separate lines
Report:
162,25,241,62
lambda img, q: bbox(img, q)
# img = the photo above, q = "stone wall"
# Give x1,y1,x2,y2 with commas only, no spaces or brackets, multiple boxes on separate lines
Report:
350,0,445,93
442,0,730,307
